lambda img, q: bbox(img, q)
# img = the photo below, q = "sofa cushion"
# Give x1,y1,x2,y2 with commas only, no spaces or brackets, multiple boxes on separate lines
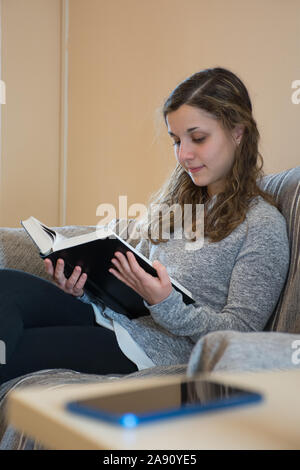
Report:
259,166,300,333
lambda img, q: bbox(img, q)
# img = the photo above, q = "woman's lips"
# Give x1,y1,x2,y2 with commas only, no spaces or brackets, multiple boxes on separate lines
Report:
188,165,205,173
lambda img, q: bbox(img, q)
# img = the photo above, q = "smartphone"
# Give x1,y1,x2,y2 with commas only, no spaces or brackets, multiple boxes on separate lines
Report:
65,377,263,428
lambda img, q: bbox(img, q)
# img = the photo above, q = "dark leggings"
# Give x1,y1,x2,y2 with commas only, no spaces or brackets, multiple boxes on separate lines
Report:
0,269,138,385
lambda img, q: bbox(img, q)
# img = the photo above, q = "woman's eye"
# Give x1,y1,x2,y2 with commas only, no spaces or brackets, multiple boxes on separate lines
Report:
172,137,205,146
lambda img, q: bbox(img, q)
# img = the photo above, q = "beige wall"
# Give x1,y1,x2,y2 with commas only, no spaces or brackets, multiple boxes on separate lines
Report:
1,0,300,227
0,0,61,227
67,0,300,225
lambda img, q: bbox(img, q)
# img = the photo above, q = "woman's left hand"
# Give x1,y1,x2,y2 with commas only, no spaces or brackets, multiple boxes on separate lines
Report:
109,251,173,306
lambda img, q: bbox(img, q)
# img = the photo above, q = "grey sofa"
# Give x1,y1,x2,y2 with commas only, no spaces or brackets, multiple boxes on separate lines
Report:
0,166,299,449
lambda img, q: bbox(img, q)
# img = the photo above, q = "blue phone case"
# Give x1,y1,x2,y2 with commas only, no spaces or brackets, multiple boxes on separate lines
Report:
65,381,263,428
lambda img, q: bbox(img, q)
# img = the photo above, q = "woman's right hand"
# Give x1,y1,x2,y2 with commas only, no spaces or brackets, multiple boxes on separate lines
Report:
44,258,88,297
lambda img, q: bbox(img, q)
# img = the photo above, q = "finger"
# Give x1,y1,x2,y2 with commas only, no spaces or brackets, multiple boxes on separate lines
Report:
126,252,158,287
113,252,142,286
110,257,123,273
44,259,54,276
65,266,83,290
113,252,132,274
108,267,135,289
72,272,88,295
125,252,151,285
126,251,144,275
152,260,171,286
75,272,88,290
54,258,66,284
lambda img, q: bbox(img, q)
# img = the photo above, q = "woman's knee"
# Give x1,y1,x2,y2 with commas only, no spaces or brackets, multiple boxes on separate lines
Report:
0,268,36,285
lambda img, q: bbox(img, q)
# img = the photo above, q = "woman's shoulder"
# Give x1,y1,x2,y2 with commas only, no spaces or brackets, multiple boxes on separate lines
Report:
246,195,287,231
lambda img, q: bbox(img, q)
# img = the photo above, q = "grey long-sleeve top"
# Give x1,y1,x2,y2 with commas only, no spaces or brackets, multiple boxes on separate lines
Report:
82,196,290,367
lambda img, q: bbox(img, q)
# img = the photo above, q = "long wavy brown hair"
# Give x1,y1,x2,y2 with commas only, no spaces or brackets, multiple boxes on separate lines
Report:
145,67,276,244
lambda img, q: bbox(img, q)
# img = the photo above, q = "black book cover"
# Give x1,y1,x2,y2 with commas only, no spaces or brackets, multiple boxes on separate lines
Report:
43,237,194,320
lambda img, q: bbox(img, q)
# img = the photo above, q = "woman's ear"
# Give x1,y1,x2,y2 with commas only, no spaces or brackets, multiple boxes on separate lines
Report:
232,124,245,144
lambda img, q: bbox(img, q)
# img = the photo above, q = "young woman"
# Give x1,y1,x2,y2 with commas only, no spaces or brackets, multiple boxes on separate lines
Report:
0,67,289,384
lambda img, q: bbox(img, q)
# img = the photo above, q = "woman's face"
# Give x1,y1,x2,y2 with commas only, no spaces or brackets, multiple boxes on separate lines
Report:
166,104,243,196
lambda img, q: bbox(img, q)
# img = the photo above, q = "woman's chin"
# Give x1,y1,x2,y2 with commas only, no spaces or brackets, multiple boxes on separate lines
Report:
190,175,208,187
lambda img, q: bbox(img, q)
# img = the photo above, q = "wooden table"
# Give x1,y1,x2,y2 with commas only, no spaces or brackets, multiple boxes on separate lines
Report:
6,369,300,450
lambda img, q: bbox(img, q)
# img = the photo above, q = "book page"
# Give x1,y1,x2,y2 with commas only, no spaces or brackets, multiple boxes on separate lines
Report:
53,227,114,251
21,217,54,255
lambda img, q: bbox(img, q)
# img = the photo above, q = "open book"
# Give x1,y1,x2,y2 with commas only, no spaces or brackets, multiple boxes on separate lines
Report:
21,216,195,319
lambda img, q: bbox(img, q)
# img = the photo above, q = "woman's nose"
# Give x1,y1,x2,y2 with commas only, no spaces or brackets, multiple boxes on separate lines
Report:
177,141,195,163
